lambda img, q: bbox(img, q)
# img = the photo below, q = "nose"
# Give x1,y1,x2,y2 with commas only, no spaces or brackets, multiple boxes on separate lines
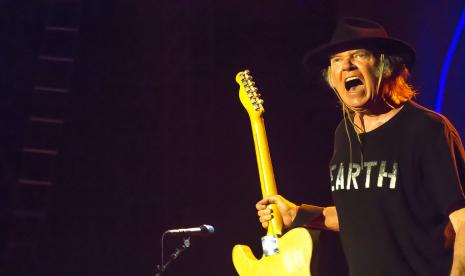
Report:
341,57,357,71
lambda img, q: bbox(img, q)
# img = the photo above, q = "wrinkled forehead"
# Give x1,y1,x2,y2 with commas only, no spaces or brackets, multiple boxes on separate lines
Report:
328,48,376,59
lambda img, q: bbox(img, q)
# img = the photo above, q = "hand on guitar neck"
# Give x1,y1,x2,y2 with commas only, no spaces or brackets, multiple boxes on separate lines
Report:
256,195,298,229
256,195,340,232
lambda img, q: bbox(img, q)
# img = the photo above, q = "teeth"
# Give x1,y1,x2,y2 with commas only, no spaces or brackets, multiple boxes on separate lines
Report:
345,76,360,82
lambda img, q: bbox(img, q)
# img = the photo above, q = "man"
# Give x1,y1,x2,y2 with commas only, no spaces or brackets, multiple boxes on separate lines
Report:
256,17,465,275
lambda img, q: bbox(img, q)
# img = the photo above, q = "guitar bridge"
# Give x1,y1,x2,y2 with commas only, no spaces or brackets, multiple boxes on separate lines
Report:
261,235,279,256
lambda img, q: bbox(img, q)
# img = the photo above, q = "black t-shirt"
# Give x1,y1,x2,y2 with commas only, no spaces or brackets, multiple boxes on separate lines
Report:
330,101,465,275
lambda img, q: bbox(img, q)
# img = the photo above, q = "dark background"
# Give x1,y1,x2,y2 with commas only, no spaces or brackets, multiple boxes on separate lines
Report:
1,0,465,275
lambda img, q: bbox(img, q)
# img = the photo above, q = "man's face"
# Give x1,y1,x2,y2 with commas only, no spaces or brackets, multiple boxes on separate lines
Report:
328,49,380,112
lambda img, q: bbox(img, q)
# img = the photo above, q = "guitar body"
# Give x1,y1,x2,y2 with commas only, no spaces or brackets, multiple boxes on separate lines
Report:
233,228,313,276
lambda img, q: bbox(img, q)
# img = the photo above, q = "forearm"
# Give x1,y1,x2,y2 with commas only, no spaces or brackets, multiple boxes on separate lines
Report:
322,206,340,231
451,223,465,276
291,204,339,231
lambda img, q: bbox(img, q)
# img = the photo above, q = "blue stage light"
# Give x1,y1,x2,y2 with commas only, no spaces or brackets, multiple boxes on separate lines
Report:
435,6,465,113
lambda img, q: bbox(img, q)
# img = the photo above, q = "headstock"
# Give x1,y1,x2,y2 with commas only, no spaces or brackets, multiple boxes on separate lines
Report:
236,70,264,118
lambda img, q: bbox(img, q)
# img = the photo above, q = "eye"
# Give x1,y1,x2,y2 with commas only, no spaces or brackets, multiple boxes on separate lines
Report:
353,51,370,60
330,57,342,64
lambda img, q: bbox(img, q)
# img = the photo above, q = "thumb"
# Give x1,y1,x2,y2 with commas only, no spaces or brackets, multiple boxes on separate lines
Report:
258,195,281,206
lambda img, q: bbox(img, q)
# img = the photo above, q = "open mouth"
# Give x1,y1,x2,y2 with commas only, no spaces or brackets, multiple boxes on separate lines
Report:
344,76,363,91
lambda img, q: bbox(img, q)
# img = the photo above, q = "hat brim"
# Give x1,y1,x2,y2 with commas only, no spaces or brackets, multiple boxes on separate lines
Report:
303,37,416,70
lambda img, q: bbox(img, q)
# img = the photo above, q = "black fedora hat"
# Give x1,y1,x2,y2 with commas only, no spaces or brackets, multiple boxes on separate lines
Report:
303,17,415,70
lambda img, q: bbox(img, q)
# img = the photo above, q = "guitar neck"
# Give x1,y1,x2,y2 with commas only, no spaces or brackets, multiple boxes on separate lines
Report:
235,70,284,237
249,115,283,236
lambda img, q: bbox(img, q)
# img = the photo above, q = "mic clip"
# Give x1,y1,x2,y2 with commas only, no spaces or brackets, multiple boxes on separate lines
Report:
155,237,191,275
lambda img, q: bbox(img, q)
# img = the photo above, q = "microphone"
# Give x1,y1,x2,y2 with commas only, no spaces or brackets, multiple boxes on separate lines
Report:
165,224,215,236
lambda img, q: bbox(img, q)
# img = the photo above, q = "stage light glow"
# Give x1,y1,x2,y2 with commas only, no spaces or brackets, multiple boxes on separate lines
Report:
435,5,465,113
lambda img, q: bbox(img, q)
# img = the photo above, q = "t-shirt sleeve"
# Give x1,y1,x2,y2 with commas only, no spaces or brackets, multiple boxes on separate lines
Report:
420,118,465,216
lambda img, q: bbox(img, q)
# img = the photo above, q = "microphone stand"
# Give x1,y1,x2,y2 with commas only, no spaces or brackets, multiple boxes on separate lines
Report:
155,232,191,276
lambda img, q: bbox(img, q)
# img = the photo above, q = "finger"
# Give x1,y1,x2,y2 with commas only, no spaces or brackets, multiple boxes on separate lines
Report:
259,214,273,223
257,209,272,217
262,221,269,229
256,202,267,211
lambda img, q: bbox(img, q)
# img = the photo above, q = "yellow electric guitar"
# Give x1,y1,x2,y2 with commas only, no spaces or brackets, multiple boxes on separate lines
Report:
232,70,313,275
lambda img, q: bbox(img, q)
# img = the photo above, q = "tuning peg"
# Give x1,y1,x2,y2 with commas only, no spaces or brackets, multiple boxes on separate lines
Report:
257,99,264,105
244,69,250,75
